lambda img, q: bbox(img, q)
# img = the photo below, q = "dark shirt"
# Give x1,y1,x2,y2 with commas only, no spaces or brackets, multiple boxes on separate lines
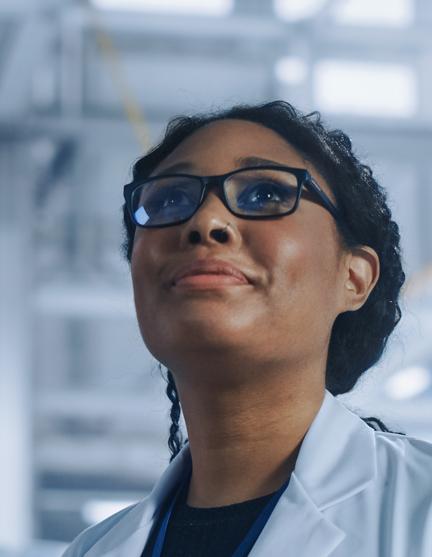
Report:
140,476,278,557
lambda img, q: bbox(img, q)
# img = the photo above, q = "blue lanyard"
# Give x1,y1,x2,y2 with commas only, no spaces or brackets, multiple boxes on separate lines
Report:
151,456,290,557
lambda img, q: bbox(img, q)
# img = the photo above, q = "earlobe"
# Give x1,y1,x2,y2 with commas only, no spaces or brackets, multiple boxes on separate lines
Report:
344,246,380,311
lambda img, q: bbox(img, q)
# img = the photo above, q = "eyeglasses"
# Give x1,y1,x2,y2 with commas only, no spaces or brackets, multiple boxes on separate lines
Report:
123,165,342,228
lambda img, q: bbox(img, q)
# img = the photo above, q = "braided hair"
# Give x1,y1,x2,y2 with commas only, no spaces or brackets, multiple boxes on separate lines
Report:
122,101,407,462
164,367,186,461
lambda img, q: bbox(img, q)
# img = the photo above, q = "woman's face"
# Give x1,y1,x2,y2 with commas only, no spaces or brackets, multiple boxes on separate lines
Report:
131,119,350,383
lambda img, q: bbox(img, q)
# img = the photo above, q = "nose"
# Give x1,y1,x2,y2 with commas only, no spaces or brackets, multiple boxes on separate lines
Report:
178,191,242,249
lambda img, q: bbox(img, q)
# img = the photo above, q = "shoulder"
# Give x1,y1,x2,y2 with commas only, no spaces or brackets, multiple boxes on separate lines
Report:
61,502,139,557
373,430,432,491
374,430,432,463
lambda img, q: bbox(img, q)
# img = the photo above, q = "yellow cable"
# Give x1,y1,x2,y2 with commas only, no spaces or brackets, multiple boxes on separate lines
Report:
87,5,151,150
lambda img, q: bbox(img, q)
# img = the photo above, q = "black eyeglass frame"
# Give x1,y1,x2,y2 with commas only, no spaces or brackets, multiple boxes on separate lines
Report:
123,165,342,228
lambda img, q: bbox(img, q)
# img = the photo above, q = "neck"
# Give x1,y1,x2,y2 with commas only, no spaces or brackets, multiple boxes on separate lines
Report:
172,361,325,508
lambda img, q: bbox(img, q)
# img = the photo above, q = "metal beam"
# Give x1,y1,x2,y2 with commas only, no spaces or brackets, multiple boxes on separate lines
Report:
0,14,51,118
0,142,33,549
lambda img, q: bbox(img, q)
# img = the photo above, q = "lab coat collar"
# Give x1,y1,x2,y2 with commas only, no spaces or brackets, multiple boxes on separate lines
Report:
85,389,377,556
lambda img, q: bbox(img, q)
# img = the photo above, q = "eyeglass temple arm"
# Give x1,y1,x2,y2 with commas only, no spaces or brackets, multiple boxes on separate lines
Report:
305,176,342,222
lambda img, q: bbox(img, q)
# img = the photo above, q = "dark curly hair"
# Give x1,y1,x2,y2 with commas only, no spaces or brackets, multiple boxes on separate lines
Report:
121,100,406,462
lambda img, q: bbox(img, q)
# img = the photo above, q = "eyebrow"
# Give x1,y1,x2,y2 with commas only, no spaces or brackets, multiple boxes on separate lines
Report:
152,155,286,176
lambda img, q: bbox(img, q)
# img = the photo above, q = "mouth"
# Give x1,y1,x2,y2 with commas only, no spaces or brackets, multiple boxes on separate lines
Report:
174,273,249,289
170,259,252,289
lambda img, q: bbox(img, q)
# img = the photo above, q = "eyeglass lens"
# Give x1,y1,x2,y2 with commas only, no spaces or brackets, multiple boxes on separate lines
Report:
131,168,299,227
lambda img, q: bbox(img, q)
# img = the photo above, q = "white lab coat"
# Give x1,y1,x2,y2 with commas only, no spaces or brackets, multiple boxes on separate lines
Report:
62,389,432,556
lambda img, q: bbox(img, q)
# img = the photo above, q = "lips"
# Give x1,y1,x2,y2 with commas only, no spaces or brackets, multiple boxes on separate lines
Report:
171,259,251,287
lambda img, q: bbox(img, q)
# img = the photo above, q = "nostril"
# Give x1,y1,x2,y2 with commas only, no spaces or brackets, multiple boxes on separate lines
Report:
188,230,201,244
211,229,229,243
187,228,229,244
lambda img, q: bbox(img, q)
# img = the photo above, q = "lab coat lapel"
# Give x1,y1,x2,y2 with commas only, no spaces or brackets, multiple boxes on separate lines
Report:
248,474,345,556
84,390,376,557
84,448,191,557
249,390,377,556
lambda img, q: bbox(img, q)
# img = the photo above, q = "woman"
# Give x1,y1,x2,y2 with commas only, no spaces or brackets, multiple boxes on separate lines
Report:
63,101,432,556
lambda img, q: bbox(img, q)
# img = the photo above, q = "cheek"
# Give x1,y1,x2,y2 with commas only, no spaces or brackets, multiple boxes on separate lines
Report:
131,229,165,283
130,234,160,321
254,220,339,314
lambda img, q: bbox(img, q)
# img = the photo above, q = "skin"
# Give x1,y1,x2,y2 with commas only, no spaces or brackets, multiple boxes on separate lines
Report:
131,119,380,508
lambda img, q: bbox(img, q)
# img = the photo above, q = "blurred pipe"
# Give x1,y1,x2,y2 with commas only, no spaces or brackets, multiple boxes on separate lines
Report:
86,3,151,151
0,144,33,548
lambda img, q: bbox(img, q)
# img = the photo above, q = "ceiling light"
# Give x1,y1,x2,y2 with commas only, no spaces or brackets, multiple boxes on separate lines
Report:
275,57,308,85
274,0,328,21
82,499,136,525
333,0,414,27
314,60,417,117
384,366,431,400
90,0,233,16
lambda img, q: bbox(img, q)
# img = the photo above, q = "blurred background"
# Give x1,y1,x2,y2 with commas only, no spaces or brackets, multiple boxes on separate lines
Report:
1,0,432,554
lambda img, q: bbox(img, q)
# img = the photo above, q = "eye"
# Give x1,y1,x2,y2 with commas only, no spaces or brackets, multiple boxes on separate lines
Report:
237,181,296,210
147,186,195,214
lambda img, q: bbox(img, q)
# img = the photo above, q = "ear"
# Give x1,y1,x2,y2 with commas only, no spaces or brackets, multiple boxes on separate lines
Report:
342,246,380,312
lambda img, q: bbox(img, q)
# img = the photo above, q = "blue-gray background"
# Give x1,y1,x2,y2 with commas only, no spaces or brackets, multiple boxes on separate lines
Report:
1,0,431,554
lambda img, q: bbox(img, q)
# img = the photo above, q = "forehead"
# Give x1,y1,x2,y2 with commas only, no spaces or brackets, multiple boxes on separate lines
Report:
157,119,308,169
153,118,335,201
